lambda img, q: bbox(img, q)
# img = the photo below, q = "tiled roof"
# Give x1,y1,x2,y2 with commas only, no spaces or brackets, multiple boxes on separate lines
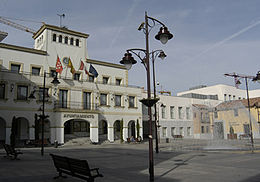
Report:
192,104,209,109
216,97,260,110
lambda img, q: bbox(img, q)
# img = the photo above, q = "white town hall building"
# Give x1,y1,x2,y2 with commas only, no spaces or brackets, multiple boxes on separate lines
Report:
0,24,143,145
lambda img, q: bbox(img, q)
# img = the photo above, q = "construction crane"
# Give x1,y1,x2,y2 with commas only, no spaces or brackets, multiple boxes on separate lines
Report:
0,16,37,35
224,72,255,89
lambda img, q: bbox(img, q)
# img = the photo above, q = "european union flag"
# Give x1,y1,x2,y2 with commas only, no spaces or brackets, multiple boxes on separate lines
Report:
89,64,98,77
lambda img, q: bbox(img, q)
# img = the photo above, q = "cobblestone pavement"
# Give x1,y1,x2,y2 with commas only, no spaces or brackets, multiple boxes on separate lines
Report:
1,139,260,182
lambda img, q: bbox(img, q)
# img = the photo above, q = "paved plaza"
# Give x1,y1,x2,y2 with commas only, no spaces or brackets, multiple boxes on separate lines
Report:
1,139,260,182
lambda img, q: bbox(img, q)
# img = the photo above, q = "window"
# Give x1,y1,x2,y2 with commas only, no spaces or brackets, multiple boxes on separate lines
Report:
187,127,191,136
73,73,81,81
116,79,121,86
205,112,209,122
214,111,218,118
201,126,205,133
100,93,107,106
171,127,176,137
186,107,190,119
224,94,227,101
170,106,175,119
74,121,89,132
179,127,183,136
234,109,238,117
89,75,94,82
70,37,74,45
59,35,62,43
103,77,109,84
17,85,28,100
32,67,40,76
115,95,121,106
129,96,135,108
83,92,91,110
229,95,231,101
0,83,5,99
65,36,68,44
178,107,183,119
59,89,68,108
161,105,166,119
53,34,56,41
11,64,20,73
38,87,49,101
162,127,167,137
206,126,209,133
200,112,204,121
76,39,79,46
233,95,236,100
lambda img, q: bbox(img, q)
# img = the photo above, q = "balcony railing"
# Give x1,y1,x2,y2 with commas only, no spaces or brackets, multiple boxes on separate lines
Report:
54,101,99,111
0,69,142,89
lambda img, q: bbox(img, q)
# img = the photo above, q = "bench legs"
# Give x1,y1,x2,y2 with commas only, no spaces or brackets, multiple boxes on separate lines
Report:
53,171,67,179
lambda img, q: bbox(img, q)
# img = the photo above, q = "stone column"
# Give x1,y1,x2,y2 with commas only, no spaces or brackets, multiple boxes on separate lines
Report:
50,127,56,144
29,127,35,140
90,127,98,143
5,127,11,144
55,127,64,144
107,126,114,142
123,126,128,141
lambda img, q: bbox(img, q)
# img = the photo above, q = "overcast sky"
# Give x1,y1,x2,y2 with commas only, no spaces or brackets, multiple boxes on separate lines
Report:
1,0,260,95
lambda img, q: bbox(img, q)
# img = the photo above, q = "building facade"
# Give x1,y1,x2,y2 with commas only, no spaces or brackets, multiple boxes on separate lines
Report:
210,97,260,139
177,84,260,102
142,92,221,140
0,24,143,145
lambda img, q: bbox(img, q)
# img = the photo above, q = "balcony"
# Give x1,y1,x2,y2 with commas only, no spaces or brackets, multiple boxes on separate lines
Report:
54,101,99,112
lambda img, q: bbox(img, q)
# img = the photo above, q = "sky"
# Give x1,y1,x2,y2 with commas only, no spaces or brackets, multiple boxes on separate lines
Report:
1,0,260,95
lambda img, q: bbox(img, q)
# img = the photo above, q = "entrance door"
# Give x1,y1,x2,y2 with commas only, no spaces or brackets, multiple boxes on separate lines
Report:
213,122,224,139
243,124,250,136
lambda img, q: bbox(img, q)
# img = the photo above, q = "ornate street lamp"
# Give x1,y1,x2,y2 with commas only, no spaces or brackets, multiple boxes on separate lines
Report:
224,71,260,152
29,71,60,156
120,12,173,181
151,50,166,154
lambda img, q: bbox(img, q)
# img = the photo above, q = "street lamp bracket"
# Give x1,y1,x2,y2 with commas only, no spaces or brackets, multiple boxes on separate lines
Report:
139,97,159,107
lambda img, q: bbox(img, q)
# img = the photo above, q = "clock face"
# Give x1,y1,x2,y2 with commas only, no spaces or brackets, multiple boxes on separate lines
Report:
63,57,69,65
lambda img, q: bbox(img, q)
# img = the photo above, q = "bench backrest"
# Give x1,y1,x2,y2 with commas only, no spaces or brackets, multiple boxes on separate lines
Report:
68,157,91,176
50,154,92,176
50,154,71,172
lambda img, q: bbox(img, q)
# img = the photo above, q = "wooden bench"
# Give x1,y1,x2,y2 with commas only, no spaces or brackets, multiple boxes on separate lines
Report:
50,154,103,182
239,134,250,140
173,135,183,139
3,144,23,160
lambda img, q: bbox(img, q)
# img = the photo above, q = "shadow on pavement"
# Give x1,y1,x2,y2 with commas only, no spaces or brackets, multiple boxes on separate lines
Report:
0,146,184,182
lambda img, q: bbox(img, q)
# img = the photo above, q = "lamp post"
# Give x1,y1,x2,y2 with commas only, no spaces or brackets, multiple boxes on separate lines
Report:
224,71,260,152
120,12,173,181
254,102,260,124
29,71,60,156
152,50,166,153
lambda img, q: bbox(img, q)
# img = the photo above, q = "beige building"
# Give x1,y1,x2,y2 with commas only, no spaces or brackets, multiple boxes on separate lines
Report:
210,97,260,139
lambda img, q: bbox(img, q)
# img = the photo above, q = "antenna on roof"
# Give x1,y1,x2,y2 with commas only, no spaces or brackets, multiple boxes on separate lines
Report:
57,14,65,27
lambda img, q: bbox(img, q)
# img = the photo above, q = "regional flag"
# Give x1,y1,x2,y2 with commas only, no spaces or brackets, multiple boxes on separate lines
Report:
89,64,98,77
55,56,63,74
79,59,84,70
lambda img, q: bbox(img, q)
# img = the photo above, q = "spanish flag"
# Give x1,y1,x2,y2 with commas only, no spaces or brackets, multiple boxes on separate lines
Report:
68,57,75,74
